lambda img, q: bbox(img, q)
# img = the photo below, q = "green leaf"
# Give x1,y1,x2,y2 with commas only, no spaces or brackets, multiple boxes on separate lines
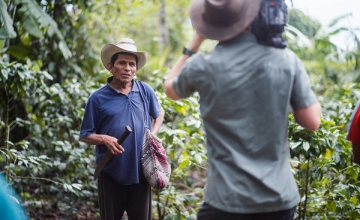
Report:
178,160,189,170
325,149,333,159
13,0,72,59
7,45,31,60
175,104,187,115
28,157,40,165
0,0,17,39
350,196,358,205
303,142,310,151
5,140,14,146
58,41,72,60
194,154,202,164
63,184,75,193
290,142,302,149
300,163,308,170
1,68,9,80
71,183,82,190
15,118,31,126
326,201,337,212
20,159,28,167
347,168,359,181
328,13,352,28
18,4,43,38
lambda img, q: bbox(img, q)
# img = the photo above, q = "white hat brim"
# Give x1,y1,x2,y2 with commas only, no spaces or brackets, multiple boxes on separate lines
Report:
101,44,148,70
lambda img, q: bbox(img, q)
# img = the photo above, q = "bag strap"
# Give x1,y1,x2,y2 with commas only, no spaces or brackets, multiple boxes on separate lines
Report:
136,80,149,129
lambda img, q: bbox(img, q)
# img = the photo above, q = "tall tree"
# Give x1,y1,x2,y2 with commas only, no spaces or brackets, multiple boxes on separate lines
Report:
288,8,321,39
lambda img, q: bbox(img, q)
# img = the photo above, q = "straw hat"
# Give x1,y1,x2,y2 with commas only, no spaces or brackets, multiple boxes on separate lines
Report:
101,38,148,70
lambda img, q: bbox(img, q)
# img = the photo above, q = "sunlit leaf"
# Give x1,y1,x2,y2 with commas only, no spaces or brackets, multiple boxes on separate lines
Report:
350,196,358,205
302,142,310,151
325,149,332,159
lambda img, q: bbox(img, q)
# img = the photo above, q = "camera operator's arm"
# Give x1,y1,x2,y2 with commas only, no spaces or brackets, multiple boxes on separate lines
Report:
165,32,206,100
293,102,321,131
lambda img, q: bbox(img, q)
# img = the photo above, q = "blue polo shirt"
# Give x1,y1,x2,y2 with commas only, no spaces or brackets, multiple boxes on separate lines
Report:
80,77,161,184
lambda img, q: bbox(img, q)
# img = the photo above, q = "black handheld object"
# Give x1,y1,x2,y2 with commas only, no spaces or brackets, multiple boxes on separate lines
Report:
117,126,132,144
93,126,132,180
251,0,288,49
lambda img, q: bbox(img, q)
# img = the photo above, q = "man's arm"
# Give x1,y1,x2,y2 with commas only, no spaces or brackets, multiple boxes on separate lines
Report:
152,108,165,135
293,102,322,131
352,143,360,165
80,134,124,155
164,32,206,100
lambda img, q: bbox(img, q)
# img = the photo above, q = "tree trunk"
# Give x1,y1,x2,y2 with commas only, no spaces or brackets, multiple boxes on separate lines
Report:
158,0,172,67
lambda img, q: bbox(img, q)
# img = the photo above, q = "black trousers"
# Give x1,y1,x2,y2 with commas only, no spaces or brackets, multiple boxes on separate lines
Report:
197,202,296,220
98,172,152,220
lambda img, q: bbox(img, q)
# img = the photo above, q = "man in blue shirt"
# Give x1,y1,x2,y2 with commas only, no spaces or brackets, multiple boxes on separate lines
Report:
80,38,164,220
165,0,321,219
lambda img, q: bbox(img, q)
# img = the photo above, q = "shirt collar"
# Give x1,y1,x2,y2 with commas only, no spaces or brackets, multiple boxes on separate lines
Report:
106,76,140,93
220,33,257,45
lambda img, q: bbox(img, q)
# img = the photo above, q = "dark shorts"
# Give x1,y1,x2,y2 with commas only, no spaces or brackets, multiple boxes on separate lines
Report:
98,172,152,220
197,202,296,220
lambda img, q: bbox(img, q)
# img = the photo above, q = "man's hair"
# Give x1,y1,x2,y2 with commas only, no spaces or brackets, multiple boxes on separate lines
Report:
110,52,138,67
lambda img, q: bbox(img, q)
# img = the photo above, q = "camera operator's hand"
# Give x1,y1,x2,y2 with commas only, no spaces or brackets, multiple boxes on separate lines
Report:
187,31,206,53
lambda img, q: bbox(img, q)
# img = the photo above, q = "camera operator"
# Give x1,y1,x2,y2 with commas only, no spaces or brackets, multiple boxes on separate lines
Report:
164,0,321,219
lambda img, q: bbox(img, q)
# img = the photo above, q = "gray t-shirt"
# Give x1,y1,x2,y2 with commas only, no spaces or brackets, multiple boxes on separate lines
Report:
173,34,318,213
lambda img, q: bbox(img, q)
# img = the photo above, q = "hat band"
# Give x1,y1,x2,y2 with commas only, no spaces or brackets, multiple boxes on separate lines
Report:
119,41,136,46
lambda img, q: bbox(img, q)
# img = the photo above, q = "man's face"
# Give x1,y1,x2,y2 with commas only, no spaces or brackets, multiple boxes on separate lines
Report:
109,53,138,83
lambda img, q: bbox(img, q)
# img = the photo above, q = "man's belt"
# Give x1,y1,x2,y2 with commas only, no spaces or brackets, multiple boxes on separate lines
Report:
93,126,132,180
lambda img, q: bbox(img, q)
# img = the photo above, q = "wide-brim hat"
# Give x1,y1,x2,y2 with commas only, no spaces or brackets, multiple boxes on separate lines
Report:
101,38,148,70
190,0,261,41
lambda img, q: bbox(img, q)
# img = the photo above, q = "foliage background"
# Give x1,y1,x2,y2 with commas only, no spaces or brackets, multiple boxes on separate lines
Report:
1,0,360,219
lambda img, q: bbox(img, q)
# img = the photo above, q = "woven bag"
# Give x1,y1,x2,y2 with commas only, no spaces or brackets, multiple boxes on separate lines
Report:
141,128,171,190
137,80,171,189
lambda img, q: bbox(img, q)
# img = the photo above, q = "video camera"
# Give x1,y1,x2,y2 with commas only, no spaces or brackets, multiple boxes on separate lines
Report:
251,0,289,49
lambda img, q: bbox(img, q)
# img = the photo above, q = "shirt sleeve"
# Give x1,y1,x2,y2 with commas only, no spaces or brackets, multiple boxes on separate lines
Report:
143,82,161,120
79,94,99,137
290,55,318,110
172,55,204,99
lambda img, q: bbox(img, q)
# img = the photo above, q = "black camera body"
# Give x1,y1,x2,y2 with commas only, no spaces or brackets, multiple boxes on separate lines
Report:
251,0,288,49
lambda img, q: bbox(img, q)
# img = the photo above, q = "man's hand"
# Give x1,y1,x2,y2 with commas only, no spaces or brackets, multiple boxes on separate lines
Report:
101,135,125,155
80,134,125,155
